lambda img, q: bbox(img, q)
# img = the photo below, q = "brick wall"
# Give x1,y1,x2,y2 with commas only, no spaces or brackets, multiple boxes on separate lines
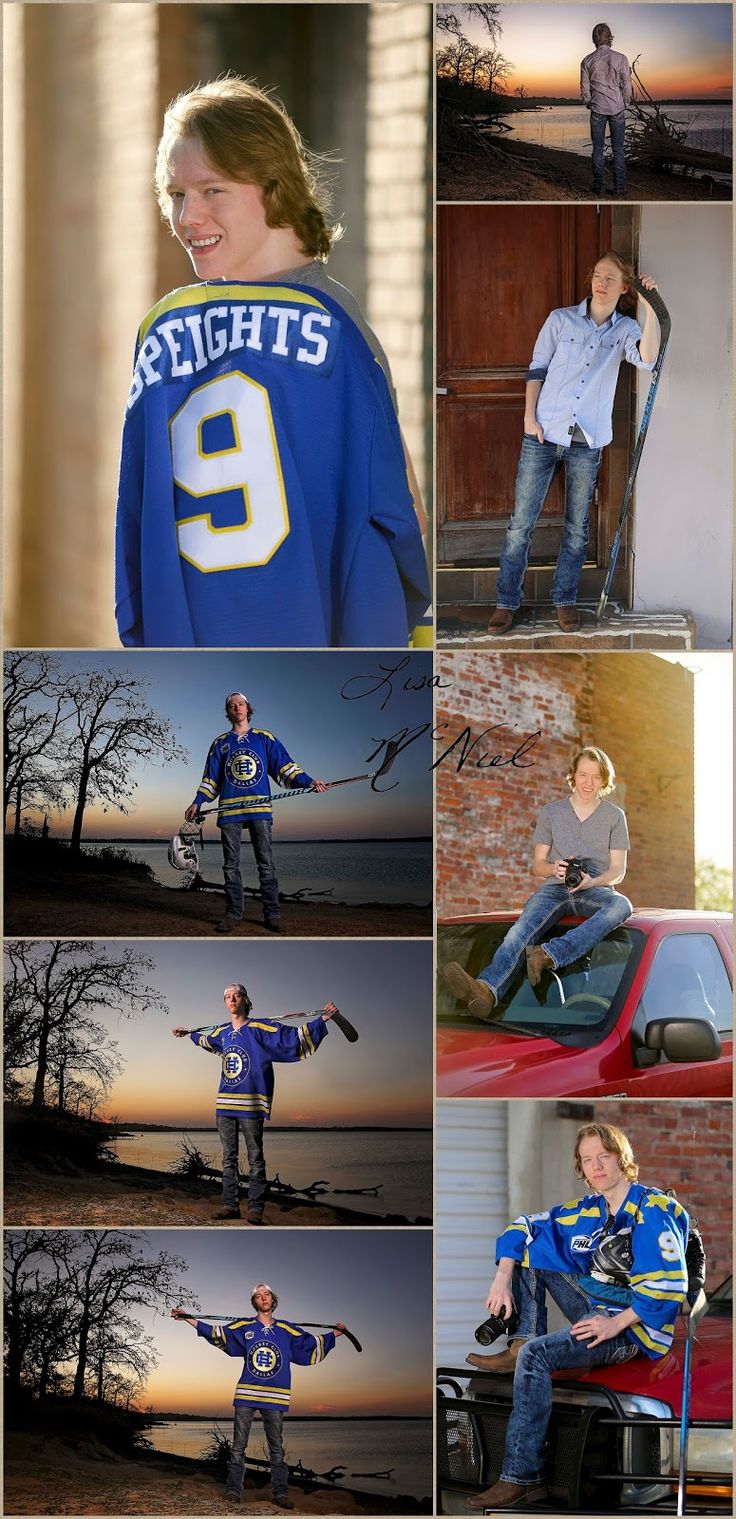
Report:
436,652,695,916
590,1101,732,1281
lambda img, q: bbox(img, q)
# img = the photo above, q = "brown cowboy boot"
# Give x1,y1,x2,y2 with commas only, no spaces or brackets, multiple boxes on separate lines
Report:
443,962,497,1018
465,1477,548,1510
526,944,555,987
488,607,516,634
556,605,580,632
465,1338,527,1374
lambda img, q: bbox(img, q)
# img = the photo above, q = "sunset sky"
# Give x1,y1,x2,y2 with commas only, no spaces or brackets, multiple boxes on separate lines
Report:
450,4,732,100
138,1230,432,1416
27,651,433,842
12,938,433,1127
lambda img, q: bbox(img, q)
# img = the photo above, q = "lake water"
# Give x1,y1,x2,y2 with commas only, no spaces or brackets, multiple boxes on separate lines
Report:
83,838,432,906
492,102,732,159
111,1128,432,1220
146,1417,432,1500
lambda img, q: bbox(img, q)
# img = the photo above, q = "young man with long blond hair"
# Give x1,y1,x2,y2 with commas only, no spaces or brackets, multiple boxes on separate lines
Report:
115,77,430,649
443,745,632,1016
463,1122,689,1511
489,252,659,633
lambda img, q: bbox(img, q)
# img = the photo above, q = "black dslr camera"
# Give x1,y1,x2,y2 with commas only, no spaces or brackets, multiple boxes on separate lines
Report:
564,857,586,889
474,1305,519,1346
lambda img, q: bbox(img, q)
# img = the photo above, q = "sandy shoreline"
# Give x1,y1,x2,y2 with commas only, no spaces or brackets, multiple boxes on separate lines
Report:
4,1434,430,1516
438,132,731,201
4,1156,431,1229
4,865,431,938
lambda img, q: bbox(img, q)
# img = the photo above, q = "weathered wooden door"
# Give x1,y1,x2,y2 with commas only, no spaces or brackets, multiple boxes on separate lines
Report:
437,205,637,605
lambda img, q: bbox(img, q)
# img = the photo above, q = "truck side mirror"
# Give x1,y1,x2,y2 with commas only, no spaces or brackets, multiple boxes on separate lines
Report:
643,1018,722,1064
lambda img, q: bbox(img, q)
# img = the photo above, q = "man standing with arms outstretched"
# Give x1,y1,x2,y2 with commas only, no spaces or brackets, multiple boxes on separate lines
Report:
581,23,633,197
172,1283,345,1507
173,981,356,1223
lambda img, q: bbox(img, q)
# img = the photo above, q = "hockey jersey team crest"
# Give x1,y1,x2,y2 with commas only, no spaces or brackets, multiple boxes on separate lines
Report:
115,281,431,649
191,1015,328,1119
197,1315,335,1410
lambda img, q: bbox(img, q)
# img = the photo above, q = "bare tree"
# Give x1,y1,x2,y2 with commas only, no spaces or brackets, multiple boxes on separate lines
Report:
3,652,73,833
4,1231,191,1406
437,35,478,87
482,47,515,96
58,1231,189,1400
89,1315,157,1404
64,668,181,853
515,84,528,100
437,3,501,44
50,1021,120,1117
3,940,161,1111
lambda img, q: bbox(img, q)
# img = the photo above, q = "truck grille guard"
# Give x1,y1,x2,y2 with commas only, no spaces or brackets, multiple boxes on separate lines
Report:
437,1366,731,1513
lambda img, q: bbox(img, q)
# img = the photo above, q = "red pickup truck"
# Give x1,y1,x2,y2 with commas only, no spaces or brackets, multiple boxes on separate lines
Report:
437,910,732,1099
437,1277,732,1513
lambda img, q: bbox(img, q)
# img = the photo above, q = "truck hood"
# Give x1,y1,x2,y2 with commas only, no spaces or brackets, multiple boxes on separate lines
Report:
557,1314,732,1419
437,1026,584,1094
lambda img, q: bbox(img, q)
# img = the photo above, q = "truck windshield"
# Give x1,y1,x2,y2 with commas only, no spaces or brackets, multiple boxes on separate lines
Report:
438,920,645,1041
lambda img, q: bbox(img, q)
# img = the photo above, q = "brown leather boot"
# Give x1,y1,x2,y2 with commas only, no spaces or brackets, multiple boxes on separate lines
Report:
556,604,580,632
488,607,516,634
443,962,497,1018
465,1478,548,1510
526,944,555,987
465,1339,527,1374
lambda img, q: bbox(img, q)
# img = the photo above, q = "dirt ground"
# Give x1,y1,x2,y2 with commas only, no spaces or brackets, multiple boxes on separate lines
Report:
4,1435,427,1516
3,1158,425,1230
3,864,431,938
437,135,731,201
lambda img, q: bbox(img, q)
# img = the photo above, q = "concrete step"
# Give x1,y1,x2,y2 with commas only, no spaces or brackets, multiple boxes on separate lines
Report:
438,604,695,650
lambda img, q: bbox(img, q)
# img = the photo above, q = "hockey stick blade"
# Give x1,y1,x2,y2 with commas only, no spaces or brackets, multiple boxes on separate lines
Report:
329,1010,359,1043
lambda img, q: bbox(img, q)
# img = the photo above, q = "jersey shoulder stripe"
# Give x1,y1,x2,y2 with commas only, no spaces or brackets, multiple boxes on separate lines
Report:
139,282,328,343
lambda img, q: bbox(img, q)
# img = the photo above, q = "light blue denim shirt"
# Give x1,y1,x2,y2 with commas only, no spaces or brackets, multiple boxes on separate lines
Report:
527,299,655,448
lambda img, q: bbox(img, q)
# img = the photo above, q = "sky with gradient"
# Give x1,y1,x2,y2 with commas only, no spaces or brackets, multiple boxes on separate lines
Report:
15,938,433,1127
137,1230,432,1416
451,4,732,100
32,651,433,842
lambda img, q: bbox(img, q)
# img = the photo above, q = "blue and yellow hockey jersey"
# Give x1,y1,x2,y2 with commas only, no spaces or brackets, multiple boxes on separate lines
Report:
191,1014,328,1119
496,1183,689,1359
193,727,312,825
197,1316,335,1409
114,280,431,649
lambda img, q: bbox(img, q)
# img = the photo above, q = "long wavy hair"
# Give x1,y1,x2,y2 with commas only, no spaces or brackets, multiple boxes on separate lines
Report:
585,250,638,316
156,76,341,260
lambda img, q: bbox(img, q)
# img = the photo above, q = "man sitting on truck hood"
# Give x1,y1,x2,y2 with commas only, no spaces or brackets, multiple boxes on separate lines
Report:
465,1121,689,1511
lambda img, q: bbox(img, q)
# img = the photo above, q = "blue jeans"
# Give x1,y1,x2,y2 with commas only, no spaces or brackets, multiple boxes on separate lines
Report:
216,1113,267,1211
500,1265,639,1483
477,866,632,1000
590,109,627,193
496,436,602,610
227,1404,288,1498
220,818,280,922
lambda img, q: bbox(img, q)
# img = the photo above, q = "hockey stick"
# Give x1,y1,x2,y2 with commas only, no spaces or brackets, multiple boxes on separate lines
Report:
676,1287,708,1517
185,1008,359,1043
596,278,672,621
196,1314,362,1353
190,736,404,820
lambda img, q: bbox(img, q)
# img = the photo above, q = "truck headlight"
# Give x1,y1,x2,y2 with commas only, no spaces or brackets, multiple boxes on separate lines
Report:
673,1428,733,1498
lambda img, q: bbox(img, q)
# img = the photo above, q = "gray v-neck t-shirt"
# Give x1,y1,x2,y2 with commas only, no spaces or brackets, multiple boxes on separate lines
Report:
532,796,630,880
